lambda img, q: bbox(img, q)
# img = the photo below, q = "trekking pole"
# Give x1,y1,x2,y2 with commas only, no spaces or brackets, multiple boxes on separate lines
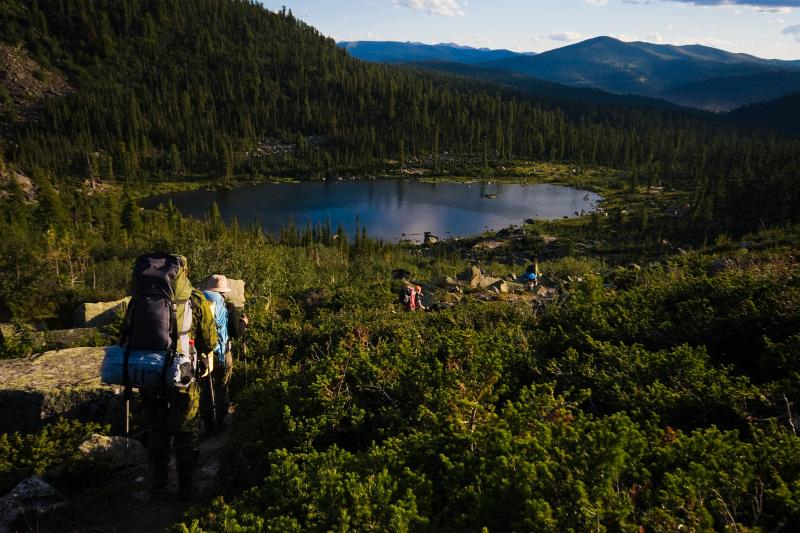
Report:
208,373,218,434
243,329,248,388
123,387,131,465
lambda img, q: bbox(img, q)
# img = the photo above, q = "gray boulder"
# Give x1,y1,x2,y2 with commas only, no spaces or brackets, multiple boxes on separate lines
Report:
0,323,15,343
492,279,509,294
536,286,559,301
490,280,509,294
0,476,65,528
78,434,148,469
457,266,483,288
225,279,246,309
73,297,130,328
434,276,460,290
423,232,439,245
477,276,502,289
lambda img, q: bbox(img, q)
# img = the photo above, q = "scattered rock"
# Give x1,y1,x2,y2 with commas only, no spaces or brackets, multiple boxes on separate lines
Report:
708,257,736,276
490,280,509,294
473,240,505,251
0,476,66,528
477,276,502,289
457,266,483,288
524,218,535,225
434,276,461,290
507,282,527,293
73,298,130,328
495,227,525,239
536,286,559,301
78,434,148,469
423,232,439,245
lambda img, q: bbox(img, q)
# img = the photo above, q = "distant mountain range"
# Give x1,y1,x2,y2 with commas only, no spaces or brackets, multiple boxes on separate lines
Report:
338,41,533,64
339,37,800,112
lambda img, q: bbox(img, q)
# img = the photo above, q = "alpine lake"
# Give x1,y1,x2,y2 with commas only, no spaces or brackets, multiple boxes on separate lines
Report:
143,179,602,242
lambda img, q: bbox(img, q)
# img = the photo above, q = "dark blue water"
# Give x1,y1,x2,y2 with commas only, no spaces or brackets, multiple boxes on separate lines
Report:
143,180,601,241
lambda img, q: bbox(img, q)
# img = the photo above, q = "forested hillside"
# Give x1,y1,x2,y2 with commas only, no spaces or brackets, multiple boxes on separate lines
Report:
0,0,798,233
1,2,800,531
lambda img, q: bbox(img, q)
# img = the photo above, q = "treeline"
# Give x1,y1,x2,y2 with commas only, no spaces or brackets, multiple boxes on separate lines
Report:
0,0,798,233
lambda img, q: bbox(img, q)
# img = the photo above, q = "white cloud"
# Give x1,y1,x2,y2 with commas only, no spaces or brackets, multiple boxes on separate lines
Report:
646,32,667,42
584,0,609,5
784,24,800,41
547,30,586,42
666,0,798,6
752,6,793,12
392,0,465,17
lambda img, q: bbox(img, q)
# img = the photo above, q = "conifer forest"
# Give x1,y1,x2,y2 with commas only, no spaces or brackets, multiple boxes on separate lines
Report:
0,1,799,531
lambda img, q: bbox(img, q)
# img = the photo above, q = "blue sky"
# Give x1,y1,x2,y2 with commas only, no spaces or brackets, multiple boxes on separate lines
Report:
258,0,800,59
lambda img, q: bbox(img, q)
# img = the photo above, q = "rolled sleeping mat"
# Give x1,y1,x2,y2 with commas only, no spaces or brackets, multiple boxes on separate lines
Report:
101,345,194,388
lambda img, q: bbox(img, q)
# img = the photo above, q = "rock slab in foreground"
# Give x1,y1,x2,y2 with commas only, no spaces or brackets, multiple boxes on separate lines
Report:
78,434,148,469
0,347,121,433
0,476,65,529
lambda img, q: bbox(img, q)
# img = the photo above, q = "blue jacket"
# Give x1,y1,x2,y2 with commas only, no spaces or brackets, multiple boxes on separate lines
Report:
203,290,229,364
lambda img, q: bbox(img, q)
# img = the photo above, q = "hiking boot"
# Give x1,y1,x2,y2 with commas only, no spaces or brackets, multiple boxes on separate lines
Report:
178,474,195,501
151,464,168,491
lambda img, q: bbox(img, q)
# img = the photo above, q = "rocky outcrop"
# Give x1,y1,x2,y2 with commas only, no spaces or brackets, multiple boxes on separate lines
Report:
0,476,65,529
0,43,71,133
73,298,129,328
0,347,122,433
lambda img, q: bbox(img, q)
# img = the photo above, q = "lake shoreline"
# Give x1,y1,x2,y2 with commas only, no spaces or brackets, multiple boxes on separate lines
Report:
133,159,625,201
142,179,604,243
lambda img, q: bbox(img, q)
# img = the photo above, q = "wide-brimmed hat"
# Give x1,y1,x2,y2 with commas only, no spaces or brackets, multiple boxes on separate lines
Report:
203,274,231,293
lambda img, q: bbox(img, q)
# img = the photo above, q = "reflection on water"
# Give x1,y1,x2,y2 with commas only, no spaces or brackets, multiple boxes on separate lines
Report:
142,180,602,241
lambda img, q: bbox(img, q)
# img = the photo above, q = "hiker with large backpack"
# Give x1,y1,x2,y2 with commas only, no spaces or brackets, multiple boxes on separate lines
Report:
102,253,217,499
199,274,248,434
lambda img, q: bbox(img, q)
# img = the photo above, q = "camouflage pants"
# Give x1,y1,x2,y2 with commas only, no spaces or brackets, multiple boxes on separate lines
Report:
141,383,199,478
200,350,233,432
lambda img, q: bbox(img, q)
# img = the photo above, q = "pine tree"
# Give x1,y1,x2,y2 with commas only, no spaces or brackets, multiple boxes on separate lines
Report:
120,192,143,236
33,169,68,231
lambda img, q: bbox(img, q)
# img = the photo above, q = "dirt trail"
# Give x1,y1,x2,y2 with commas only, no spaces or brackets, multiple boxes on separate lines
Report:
34,422,233,533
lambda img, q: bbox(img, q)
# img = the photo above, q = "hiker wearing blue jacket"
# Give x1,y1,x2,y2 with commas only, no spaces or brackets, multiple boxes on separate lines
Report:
199,274,247,433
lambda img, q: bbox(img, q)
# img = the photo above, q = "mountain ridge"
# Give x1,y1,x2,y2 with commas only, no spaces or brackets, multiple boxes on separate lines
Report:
342,37,800,109
337,40,533,64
